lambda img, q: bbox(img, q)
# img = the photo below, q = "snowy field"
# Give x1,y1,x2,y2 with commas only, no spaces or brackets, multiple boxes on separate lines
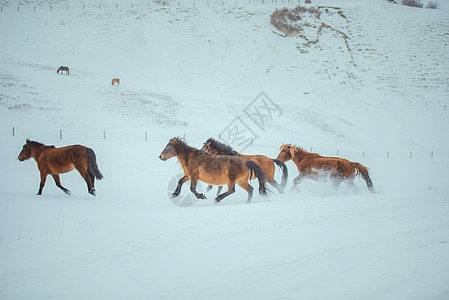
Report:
1,0,449,299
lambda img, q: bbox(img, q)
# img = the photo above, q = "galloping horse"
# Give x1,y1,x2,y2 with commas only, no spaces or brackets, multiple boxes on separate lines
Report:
111,78,120,86
277,144,374,193
160,137,269,203
57,66,69,75
201,138,288,193
18,140,103,196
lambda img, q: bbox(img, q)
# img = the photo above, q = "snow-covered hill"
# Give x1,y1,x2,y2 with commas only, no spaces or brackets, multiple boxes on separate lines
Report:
1,0,448,299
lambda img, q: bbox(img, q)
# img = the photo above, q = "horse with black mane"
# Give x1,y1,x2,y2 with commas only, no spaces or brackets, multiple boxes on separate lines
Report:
160,137,269,203
18,139,103,196
277,144,374,193
201,138,288,194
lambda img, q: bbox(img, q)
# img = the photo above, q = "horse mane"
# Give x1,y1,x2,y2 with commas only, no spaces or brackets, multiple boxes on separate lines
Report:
26,139,55,148
205,138,237,155
171,137,199,152
291,145,319,157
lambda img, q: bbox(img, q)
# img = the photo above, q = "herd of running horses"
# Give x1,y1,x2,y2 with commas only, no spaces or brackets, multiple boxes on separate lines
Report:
18,136,374,203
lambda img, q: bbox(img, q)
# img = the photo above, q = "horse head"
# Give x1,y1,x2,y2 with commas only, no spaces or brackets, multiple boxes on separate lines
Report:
201,138,221,155
160,137,188,160
18,139,39,161
201,138,236,155
277,144,293,162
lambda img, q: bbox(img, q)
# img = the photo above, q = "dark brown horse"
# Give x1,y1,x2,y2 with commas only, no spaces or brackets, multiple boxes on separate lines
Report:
201,138,288,193
277,144,374,193
18,139,103,196
57,66,69,75
160,137,269,203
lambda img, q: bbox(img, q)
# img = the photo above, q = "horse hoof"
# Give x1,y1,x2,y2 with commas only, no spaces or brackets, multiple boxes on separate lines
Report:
89,189,96,196
198,194,207,200
64,189,71,195
171,193,180,198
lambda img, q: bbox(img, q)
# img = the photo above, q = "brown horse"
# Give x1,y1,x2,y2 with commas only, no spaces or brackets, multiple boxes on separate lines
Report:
57,66,69,75
160,137,269,203
201,138,288,194
18,139,103,196
277,144,374,193
111,78,120,86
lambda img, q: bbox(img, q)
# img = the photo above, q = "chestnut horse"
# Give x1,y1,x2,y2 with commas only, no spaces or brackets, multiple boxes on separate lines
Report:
160,137,269,203
277,144,374,193
201,138,288,194
111,78,120,86
18,140,103,196
57,66,69,75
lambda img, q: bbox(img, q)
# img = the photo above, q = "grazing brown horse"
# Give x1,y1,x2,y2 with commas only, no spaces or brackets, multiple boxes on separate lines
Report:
201,138,288,194
111,78,120,86
18,140,103,196
160,137,269,203
57,66,69,75
277,144,374,193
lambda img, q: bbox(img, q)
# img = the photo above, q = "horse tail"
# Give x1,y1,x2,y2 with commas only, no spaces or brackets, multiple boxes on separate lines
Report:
352,162,374,193
87,148,103,180
273,159,288,192
247,160,269,197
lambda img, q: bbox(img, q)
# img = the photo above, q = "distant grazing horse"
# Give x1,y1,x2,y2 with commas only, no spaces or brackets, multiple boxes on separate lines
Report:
160,137,269,203
201,138,288,194
18,139,103,196
57,66,69,75
111,78,120,86
277,144,374,193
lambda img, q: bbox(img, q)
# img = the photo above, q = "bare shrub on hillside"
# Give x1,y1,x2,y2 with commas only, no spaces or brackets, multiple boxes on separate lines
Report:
426,1,439,8
270,6,321,37
401,0,423,7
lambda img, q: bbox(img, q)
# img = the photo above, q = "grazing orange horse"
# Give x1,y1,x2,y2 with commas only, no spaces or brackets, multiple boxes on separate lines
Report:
277,144,374,193
57,66,69,75
201,138,288,193
18,140,103,196
111,78,120,86
160,137,269,203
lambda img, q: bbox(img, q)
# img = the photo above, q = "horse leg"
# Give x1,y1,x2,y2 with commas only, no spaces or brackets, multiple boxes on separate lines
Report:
330,170,343,190
269,179,283,194
205,185,223,195
332,174,343,190
216,185,223,196
37,171,48,195
75,164,95,196
172,175,190,198
189,177,206,200
52,175,71,195
290,174,305,192
215,182,236,203
345,178,359,194
237,180,254,203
